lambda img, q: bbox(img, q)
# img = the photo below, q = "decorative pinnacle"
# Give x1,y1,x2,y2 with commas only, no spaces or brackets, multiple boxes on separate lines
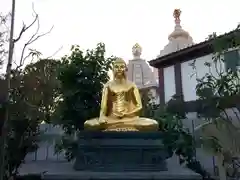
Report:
133,43,141,49
132,43,142,59
173,9,181,24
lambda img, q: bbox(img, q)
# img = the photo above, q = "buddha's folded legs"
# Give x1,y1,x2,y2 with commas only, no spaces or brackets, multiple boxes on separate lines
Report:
84,118,104,130
135,118,159,131
84,117,159,131
104,117,159,131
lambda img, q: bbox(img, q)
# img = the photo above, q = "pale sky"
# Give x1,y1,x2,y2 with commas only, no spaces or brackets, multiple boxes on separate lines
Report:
0,0,240,67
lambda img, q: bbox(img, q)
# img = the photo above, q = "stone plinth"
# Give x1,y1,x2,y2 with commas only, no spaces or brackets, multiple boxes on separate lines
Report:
74,132,171,172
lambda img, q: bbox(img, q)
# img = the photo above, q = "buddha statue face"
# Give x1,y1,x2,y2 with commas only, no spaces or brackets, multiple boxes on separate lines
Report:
113,58,127,79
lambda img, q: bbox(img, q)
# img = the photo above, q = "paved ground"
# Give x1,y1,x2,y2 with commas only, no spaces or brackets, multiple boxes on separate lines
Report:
19,160,201,179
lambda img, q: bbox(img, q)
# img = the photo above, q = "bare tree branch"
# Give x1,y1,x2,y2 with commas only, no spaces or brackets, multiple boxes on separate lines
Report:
11,2,54,70
13,3,38,43
13,18,38,43
45,46,63,59
0,13,10,65
13,3,54,70
16,25,53,69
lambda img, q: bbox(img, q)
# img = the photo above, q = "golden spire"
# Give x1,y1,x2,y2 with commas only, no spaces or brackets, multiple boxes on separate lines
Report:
133,43,141,49
132,43,142,59
173,9,181,25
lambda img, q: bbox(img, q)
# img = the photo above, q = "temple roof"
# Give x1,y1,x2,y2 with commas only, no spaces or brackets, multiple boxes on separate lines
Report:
158,9,194,57
150,29,240,68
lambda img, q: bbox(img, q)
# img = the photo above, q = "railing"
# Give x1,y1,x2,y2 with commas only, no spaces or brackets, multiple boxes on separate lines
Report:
25,123,66,162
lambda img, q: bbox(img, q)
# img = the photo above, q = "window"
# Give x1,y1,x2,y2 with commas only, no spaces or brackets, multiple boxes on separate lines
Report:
135,78,142,84
135,73,141,78
224,49,240,71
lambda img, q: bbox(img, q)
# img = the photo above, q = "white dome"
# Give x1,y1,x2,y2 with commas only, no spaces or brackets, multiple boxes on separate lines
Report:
158,9,194,57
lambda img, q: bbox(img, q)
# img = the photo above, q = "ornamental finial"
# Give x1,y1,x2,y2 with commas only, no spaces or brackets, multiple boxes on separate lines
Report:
132,43,142,59
173,9,181,24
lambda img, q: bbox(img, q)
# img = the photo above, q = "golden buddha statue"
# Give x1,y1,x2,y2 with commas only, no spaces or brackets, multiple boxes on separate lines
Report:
84,58,159,131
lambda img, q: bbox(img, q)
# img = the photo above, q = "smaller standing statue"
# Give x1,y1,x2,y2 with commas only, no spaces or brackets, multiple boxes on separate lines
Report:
84,58,159,131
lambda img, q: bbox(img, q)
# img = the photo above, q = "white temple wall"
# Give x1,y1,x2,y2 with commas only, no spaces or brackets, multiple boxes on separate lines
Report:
181,53,225,101
148,88,160,104
163,65,176,102
181,59,197,101
180,109,240,175
181,112,216,174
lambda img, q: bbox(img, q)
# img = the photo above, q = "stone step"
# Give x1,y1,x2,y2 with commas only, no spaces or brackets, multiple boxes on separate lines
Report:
42,172,202,180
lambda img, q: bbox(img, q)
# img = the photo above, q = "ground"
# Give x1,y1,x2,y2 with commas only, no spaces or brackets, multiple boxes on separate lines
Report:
19,159,201,179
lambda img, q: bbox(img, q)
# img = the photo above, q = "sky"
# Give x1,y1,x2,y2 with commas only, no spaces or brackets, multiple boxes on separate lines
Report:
0,0,240,68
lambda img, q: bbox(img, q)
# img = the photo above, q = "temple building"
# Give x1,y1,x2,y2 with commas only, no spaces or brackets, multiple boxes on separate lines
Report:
158,9,194,57
127,43,159,104
149,9,240,174
149,8,240,108
152,9,194,102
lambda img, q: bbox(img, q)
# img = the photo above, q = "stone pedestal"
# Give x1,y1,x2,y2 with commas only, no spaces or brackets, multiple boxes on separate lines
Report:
74,132,171,172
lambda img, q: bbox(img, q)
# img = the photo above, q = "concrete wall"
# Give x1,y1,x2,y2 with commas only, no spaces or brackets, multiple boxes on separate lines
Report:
163,65,176,102
181,49,239,101
162,49,240,175
181,53,225,101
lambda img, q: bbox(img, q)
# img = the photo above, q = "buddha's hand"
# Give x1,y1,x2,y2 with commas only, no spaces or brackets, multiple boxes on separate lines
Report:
113,111,124,118
98,117,107,124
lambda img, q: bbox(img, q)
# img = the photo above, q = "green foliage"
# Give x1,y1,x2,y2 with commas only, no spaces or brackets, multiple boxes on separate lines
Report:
142,98,209,178
160,109,209,178
193,27,240,120
0,10,57,179
212,26,240,53
55,43,115,160
0,59,60,179
140,89,155,117
23,59,61,123
166,94,186,118
192,25,240,177
0,13,9,67
1,70,41,179
1,58,62,178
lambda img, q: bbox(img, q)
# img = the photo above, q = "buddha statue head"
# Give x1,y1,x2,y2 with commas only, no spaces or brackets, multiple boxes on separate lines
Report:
113,58,127,80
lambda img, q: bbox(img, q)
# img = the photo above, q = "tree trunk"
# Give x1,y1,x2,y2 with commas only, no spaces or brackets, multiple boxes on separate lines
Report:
216,153,227,180
0,0,16,180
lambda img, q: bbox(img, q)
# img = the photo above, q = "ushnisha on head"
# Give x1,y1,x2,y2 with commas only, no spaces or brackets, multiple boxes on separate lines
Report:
112,58,127,79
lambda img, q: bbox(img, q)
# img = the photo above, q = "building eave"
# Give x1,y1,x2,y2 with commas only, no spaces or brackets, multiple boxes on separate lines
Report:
149,29,240,68
139,85,158,91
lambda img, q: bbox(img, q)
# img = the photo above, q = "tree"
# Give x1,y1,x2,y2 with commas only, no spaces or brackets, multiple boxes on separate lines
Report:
141,96,210,178
0,0,16,178
4,70,41,179
0,12,10,68
55,43,115,160
0,2,54,179
23,59,61,123
193,26,240,180
1,58,61,179
140,89,155,117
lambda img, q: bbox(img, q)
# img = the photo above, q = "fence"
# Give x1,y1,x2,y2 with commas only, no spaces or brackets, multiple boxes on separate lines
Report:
25,123,65,162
